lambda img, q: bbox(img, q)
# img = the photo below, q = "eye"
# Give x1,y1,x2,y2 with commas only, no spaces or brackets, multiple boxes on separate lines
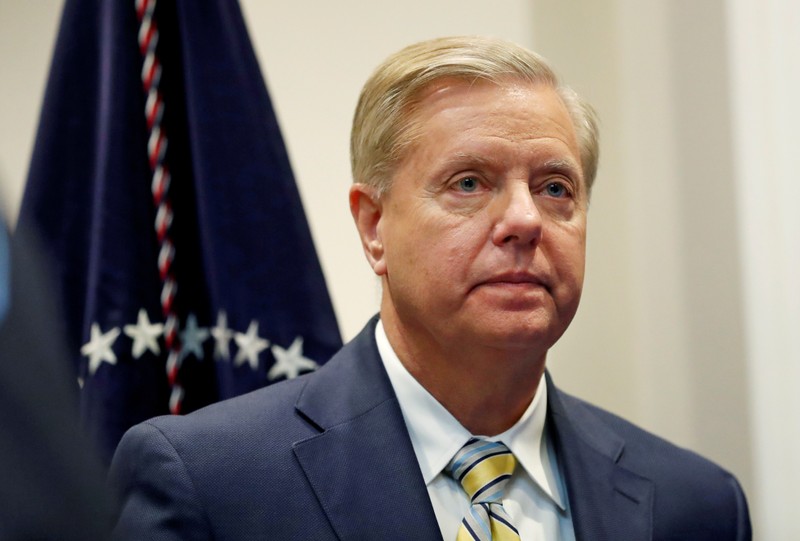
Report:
456,176,480,193
543,182,568,198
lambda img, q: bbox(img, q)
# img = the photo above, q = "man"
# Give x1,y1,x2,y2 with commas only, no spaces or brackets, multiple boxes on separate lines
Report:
110,36,751,540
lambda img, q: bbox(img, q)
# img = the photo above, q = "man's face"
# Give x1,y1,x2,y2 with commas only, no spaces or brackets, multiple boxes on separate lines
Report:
355,79,588,355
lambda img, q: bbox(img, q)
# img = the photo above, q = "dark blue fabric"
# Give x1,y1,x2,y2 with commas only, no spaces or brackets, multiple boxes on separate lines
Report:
0,224,114,540
19,0,341,463
110,317,751,540
0,225,9,323
546,372,752,540
110,317,444,540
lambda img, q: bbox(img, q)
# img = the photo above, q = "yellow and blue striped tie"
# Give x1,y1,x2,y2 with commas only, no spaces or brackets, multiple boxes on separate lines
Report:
447,438,521,541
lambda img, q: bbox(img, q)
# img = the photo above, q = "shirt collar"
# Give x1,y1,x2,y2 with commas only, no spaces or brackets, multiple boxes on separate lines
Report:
375,320,566,510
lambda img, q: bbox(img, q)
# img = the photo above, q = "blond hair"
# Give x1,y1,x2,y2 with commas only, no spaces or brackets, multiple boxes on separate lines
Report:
350,36,599,196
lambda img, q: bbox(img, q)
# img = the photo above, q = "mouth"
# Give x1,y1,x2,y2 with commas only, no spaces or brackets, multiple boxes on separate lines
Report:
473,272,550,292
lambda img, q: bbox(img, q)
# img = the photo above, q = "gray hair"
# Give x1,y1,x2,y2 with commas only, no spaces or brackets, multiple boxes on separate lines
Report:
350,36,600,196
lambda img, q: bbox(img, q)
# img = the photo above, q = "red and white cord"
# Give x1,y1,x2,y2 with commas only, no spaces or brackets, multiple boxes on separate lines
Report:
136,0,184,414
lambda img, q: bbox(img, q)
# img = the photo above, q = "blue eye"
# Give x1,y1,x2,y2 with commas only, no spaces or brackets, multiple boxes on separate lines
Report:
457,177,479,192
545,182,567,198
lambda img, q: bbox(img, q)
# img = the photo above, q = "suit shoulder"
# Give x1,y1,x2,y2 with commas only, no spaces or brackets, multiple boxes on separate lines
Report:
119,375,329,493
560,390,732,477
552,389,751,537
555,389,750,531
113,330,378,474
141,375,314,446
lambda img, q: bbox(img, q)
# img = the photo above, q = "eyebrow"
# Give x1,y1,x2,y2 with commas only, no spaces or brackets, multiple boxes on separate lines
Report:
539,158,581,179
443,154,581,180
449,152,495,167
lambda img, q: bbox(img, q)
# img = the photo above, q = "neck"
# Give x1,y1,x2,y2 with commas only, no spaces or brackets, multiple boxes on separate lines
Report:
380,308,547,436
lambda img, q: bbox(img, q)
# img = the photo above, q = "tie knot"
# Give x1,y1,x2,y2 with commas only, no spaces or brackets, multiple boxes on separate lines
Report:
447,438,516,504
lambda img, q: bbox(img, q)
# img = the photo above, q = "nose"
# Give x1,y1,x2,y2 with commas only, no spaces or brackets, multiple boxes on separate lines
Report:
491,182,542,246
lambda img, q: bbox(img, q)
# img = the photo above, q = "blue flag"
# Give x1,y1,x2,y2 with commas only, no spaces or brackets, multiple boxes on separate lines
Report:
19,0,342,463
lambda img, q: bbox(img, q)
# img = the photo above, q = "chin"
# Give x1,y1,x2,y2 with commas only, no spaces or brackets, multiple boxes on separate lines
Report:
474,320,562,353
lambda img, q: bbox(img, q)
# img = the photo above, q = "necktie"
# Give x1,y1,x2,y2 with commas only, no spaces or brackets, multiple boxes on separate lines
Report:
447,438,521,541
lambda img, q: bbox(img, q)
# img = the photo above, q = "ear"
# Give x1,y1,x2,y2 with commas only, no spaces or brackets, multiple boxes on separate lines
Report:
349,183,387,276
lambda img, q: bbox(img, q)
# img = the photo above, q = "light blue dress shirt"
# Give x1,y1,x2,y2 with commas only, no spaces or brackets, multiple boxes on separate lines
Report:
376,321,576,541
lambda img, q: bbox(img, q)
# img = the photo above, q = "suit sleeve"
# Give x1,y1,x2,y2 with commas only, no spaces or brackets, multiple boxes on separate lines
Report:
109,421,212,541
728,474,752,541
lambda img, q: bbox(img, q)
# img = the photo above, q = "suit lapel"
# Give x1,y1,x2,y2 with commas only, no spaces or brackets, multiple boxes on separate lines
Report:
546,374,654,541
291,321,654,540
292,317,443,541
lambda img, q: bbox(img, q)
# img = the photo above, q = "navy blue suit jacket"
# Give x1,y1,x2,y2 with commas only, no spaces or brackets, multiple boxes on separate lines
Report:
110,317,751,540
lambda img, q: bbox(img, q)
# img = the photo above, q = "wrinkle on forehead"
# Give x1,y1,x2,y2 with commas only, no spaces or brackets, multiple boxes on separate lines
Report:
421,80,577,142
393,78,583,191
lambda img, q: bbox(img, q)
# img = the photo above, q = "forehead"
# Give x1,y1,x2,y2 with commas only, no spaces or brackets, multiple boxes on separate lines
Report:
399,78,582,174
413,77,569,128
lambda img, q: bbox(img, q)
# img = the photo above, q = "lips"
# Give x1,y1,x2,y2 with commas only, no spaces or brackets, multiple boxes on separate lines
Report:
473,271,550,292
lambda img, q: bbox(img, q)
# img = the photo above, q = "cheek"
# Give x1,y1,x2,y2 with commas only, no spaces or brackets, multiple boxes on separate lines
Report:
410,237,463,279
541,245,584,329
560,237,586,276
542,216,585,264
389,227,482,301
560,249,585,280
430,221,487,269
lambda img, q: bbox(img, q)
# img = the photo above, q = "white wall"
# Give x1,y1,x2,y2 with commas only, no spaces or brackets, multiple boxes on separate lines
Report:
3,0,798,536
0,1,61,220
727,0,800,537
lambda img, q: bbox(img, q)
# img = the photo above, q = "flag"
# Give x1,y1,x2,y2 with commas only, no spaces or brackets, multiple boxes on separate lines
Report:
19,0,342,464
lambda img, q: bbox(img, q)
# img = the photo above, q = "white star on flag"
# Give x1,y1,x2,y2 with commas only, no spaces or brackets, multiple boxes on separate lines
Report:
211,311,233,361
81,323,121,375
180,313,209,360
268,336,318,381
123,309,164,358
234,320,269,370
